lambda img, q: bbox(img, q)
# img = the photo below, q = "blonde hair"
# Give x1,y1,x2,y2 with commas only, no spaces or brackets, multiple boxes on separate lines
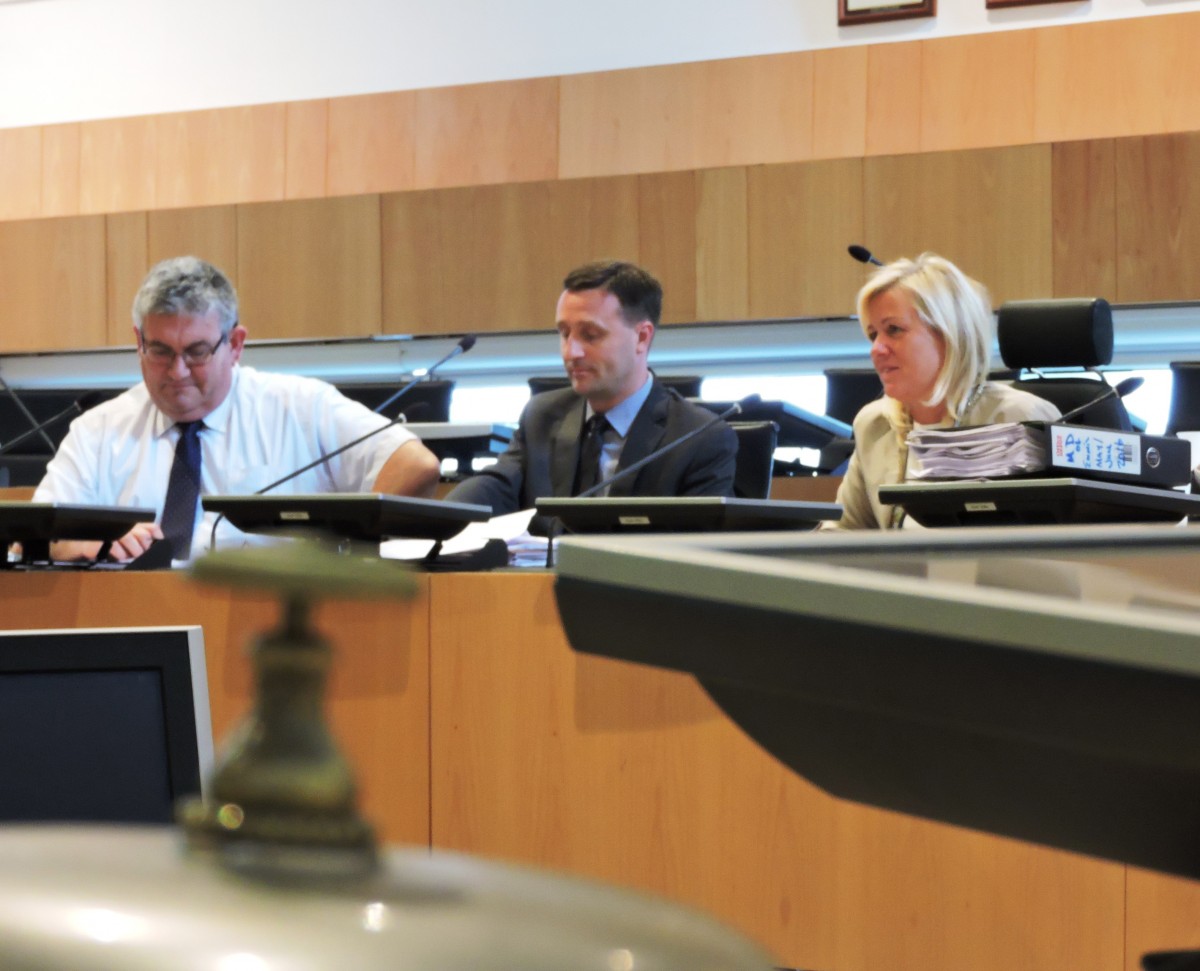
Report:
856,252,992,440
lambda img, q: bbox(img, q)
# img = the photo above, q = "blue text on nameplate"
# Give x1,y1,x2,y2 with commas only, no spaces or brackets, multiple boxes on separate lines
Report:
1049,425,1141,476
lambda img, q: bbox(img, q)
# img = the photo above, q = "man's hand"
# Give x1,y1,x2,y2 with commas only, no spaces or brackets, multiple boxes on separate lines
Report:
50,521,165,563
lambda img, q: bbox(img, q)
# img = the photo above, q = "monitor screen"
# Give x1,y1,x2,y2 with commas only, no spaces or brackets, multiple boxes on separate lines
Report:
536,497,842,534
0,626,212,825
336,380,454,423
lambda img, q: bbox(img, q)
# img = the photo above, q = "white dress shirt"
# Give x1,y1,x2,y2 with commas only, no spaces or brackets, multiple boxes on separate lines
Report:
33,366,418,559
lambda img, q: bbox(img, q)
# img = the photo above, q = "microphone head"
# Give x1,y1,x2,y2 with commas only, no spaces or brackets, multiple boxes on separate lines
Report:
1114,375,1144,397
457,334,477,353
848,244,885,267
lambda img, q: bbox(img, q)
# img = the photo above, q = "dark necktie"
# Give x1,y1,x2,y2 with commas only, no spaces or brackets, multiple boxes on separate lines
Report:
161,421,203,560
575,414,610,495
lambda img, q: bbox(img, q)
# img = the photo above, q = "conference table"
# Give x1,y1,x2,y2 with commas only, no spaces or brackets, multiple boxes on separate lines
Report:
0,564,1195,971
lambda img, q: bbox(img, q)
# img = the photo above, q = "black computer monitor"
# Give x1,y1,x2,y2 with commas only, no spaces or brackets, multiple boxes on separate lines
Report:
202,493,492,543
336,380,454,422
1166,361,1200,435
879,477,1200,527
0,626,212,824
536,497,841,533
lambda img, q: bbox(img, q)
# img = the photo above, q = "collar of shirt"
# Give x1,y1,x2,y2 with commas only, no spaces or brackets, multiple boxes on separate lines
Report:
585,373,653,439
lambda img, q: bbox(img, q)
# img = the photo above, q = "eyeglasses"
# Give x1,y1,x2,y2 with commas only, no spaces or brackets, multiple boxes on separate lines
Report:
139,332,228,368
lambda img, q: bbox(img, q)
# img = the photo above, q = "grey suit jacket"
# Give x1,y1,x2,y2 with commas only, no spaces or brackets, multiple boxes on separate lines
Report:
447,380,737,517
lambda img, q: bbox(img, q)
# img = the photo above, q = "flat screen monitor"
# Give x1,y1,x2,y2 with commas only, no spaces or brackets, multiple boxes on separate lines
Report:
689,399,851,449
879,477,1200,527
0,626,212,825
536,497,841,534
202,493,492,543
336,380,454,423
0,502,155,546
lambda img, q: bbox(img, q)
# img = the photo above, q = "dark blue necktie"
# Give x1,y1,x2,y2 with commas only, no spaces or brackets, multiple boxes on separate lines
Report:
575,414,610,495
161,421,203,560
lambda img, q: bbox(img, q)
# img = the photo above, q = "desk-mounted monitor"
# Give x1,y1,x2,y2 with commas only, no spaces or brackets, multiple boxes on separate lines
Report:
202,493,492,543
880,477,1200,527
336,380,454,423
0,626,212,825
536,497,841,534
690,399,851,449
0,502,154,547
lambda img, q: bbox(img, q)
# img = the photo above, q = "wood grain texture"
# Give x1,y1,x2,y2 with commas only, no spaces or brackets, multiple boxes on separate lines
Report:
1052,139,1117,299
382,177,639,335
155,105,287,209
865,41,923,157
326,91,416,197
695,167,749,321
41,123,81,218
0,126,42,221
285,99,329,200
813,45,868,160
638,170,698,325
104,211,148,344
79,115,157,215
237,195,382,339
920,30,1036,152
414,77,559,190
747,158,865,319
1126,868,1200,969
864,145,1053,306
1114,132,1200,303
559,51,814,179
147,206,238,280
0,215,107,352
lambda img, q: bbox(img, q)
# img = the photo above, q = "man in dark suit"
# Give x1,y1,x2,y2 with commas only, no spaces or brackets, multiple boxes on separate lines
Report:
447,260,736,516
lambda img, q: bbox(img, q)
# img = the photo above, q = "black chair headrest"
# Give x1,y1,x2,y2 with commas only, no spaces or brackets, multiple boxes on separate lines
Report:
997,298,1113,369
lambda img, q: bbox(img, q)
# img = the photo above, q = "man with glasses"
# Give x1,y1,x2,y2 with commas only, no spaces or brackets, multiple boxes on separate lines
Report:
34,256,441,563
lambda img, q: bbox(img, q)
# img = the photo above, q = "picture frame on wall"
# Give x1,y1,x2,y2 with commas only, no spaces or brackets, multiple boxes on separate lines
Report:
986,0,1075,8
839,0,936,26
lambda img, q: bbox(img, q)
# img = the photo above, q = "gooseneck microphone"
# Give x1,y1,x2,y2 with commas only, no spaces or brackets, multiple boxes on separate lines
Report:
1054,376,1144,425
0,373,58,453
848,244,885,267
372,334,477,417
0,391,103,457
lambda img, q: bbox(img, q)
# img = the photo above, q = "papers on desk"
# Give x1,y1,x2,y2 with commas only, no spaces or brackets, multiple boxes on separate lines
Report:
380,508,545,566
907,423,1047,479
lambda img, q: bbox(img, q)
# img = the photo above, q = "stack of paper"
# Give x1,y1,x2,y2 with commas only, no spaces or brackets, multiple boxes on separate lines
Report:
907,423,1047,479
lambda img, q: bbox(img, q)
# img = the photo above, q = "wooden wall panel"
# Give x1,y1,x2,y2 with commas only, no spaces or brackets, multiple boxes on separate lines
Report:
865,41,922,157
864,145,1053,306
155,105,287,209
237,195,381,339
79,116,157,215
0,215,107,352
0,126,42,222
637,171,698,325
414,77,559,190
1126,869,1200,970
1051,139,1117,299
747,158,864,319
285,99,329,200
1035,14,1200,145
921,30,1036,152
326,92,416,198
41,124,81,218
695,167,748,321
381,177,639,336
813,46,868,160
147,206,238,281
104,212,147,344
559,52,814,179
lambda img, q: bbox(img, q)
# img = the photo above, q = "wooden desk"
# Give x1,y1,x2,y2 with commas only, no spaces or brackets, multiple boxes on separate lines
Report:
0,568,1195,970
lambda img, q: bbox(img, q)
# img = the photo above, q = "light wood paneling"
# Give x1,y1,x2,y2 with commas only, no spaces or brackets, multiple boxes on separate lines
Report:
865,41,923,157
79,115,157,215
285,99,329,200
237,195,382,339
695,167,748,321
559,51,814,179
0,215,107,352
1035,13,1200,145
382,176,639,335
747,158,865,319
414,77,559,190
41,124,81,218
148,206,238,279
0,126,42,221
637,171,697,325
155,105,287,209
1052,139,1117,299
104,211,147,344
813,46,868,160
1115,132,1200,303
864,145,1053,306
921,30,1036,152
326,91,416,197
1126,869,1200,970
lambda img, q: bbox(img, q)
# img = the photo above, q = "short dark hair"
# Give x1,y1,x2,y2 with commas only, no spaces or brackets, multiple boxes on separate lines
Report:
562,260,662,327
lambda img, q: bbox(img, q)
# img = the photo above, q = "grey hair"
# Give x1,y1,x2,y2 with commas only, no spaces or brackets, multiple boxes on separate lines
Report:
131,256,239,335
